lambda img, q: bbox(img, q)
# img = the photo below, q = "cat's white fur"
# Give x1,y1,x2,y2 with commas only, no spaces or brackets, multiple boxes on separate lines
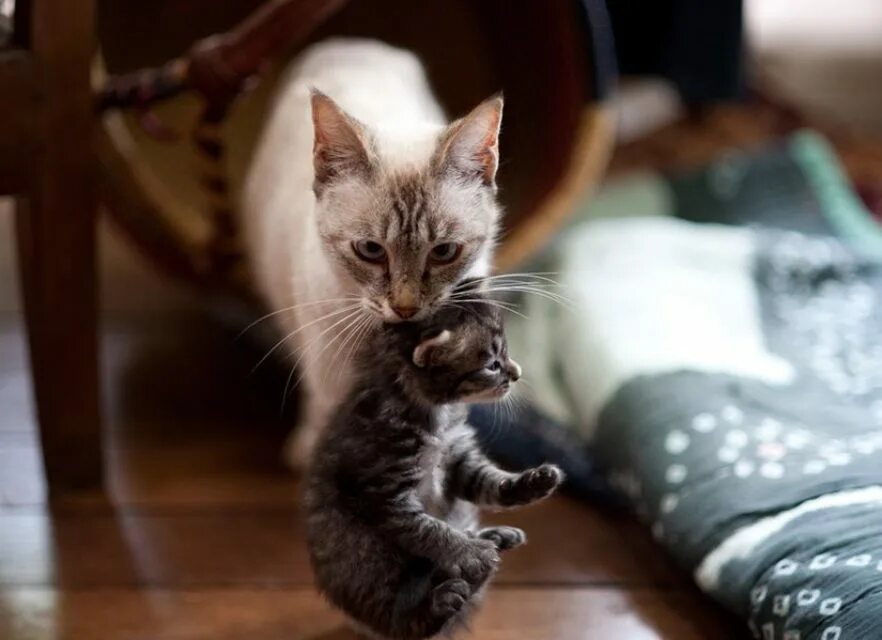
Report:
241,39,495,467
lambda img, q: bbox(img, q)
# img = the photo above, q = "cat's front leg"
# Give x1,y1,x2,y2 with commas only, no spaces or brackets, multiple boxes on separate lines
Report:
447,425,564,508
495,464,565,507
380,498,499,589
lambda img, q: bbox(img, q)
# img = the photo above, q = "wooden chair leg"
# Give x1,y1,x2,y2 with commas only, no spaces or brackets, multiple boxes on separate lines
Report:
10,0,104,497
15,189,103,495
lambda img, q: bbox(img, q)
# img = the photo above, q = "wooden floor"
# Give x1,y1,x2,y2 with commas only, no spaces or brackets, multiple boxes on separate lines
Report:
0,205,740,639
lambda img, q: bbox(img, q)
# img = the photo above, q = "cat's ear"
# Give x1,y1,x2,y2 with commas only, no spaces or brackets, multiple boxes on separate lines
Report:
310,89,374,195
434,94,503,187
413,330,452,368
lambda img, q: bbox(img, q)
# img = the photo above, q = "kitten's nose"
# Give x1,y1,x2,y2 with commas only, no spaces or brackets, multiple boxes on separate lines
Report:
391,305,418,319
506,359,522,382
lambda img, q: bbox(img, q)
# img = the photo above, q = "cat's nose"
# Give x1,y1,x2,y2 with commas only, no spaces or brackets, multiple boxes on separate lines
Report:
506,359,522,382
391,305,418,319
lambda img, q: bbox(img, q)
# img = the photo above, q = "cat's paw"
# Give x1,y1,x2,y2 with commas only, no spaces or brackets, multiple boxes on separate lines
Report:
478,526,527,551
430,579,471,619
448,539,499,587
498,464,564,506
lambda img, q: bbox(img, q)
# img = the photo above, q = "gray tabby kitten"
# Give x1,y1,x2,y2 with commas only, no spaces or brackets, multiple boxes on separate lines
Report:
305,287,564,639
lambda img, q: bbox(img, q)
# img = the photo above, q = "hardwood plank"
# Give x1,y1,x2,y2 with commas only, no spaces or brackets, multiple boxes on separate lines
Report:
0,496,683,588
0,431,294,509
0,318,289,438
0,587,739,640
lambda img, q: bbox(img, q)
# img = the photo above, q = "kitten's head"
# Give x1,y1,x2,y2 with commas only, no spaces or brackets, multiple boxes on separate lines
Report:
389,281,521,405
310,90,503,323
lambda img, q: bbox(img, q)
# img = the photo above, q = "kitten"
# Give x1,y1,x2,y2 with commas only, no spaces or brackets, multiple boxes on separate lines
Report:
241,39,504,468
305,289,563,640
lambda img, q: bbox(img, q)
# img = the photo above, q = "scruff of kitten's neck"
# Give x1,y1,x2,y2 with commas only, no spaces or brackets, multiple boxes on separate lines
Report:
352,332,448,411
309,90,504,322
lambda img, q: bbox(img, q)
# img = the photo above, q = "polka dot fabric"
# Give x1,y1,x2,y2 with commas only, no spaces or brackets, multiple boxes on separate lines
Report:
731,503,882,640
595,231,882,638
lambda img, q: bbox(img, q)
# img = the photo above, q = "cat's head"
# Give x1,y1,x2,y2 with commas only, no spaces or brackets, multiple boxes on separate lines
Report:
310,90,503,323
390,281,521,404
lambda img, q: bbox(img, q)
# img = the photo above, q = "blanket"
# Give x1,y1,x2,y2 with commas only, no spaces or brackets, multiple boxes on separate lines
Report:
471,132,882,639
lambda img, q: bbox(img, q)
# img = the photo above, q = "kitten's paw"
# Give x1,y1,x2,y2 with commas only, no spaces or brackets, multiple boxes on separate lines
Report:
499,464,564,506
430,579,471,619
478,526,527,551
449,539,499,587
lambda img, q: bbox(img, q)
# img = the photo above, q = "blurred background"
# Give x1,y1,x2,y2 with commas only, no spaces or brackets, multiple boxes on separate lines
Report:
2,1,882,638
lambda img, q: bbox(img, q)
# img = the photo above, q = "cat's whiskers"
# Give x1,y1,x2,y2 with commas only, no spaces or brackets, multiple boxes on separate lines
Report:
327,313,367,375
289,308,369,396
489,400,501,441
252,303,364,374
468,272,563,288
237,296,363,340
485,279,569,294
443,296,529,320
482,282,567,295
514,377,547,408
338,314,377,386
318,311,372,386
330,312,375,387
446,299,527,320
508,387,528,417
464,272,572,308
477,278,566,292
498,394,512,426
278,307,366,407
478,289,572,311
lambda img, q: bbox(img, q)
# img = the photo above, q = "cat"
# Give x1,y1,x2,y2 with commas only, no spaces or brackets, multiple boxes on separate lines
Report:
241,39,505,468
305,286,564,640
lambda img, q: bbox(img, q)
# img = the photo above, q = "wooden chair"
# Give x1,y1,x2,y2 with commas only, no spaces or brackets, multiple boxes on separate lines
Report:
0,0,615,498
0,0,103,495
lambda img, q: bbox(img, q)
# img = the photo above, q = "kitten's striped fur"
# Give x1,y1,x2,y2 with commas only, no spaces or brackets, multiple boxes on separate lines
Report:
305,289,563,639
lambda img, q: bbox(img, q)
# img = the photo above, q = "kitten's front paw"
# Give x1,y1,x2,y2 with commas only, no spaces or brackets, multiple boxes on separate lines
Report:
498,464,564,506
430,579,471,619
449,539,499,587
478,526,527,551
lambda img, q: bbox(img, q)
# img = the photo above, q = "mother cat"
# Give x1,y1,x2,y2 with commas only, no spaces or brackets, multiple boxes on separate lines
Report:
242,39,505,468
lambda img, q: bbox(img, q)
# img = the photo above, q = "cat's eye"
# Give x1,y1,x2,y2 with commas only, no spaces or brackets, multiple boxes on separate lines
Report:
429,242,462,265
352,240,387,263
486,360,501,372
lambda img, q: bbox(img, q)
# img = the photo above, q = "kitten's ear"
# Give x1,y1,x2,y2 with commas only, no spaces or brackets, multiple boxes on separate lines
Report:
413,330,452,368
434,94,503,187
311,89,374,194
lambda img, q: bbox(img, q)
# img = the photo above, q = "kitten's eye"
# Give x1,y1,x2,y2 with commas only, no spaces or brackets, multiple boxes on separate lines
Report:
352,240,386,263
486,360,501,372
429,242,462,265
